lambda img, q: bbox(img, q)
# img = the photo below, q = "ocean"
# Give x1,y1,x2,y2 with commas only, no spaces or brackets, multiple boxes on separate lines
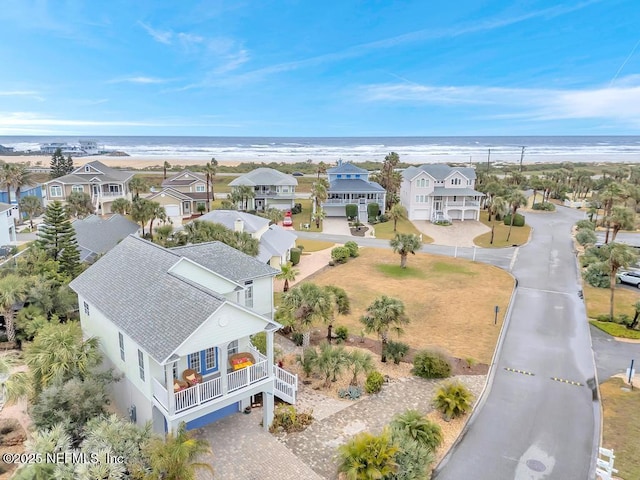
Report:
1,136,640,165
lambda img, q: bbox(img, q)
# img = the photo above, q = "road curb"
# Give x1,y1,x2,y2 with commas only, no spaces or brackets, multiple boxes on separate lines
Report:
432,268,519,476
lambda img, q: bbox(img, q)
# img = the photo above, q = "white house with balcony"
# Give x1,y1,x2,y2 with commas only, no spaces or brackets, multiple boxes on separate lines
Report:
323,161,386,218
43,161,134,215
228,168,298,211
0,202,19,245
400,165,483,222
69,236,297,434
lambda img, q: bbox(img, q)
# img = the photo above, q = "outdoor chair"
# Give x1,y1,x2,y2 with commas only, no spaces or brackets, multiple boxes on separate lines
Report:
182,369,203,386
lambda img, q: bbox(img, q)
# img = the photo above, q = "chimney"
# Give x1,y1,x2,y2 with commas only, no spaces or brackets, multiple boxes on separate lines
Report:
338,158,343,166
234,218,244,233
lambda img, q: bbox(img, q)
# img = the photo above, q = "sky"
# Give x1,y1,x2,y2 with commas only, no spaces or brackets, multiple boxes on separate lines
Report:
1,0,639,137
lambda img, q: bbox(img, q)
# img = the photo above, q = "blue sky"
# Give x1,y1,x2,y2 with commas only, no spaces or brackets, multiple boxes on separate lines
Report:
1,0,639,136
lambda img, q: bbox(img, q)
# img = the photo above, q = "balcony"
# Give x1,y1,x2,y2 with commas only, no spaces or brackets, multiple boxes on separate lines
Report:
446,200,480,207
152,359,270,416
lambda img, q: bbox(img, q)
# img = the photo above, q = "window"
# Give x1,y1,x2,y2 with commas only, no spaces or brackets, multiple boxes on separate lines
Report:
172,363,178,380
109,185,120,193
415,195,427,203
195,184,205,192
50,185,62,197
84,165,91,172
451,178,461,185
467,180,472,186
118,332,125,361
346,174,352,179
417,178,430,188
188,352,201,373
138,350,145,381
355,174,360,179
228,340,239,356
245,281,253,308
205,347,216,370
337,174,342,179
83,301,90,315
71,185,84,193
453,196,457,202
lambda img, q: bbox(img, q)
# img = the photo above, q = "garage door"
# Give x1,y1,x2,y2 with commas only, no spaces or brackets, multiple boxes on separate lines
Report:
165,204,180,217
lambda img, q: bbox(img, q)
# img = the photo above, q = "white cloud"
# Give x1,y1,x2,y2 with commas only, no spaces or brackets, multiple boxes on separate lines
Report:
359,76,640,125
138,21,173,44
0,90,40,96
108,76,173,84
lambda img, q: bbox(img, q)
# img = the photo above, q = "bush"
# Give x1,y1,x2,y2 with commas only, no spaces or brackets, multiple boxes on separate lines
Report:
390,409,443,452
290,247,301,265
331,246,351,264
345,204,358,219
367,203,380,223
269,405,314,433
576,229,597,246
338,385,362,400
384,341,409,365
335,326,349,343
250,332,267,355
378,213,389,223
503,213,525,227
412,349,452,379
292,332,304,346
219,200,237,210
433,381,474,420
532,202,555,211
291,203,302,214
576,219,596,231
583,263,609,288
344,241,359,257
365,371,385,394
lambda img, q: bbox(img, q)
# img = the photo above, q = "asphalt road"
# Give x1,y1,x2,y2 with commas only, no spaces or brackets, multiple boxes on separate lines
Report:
590,324,640,381
433,207,599,480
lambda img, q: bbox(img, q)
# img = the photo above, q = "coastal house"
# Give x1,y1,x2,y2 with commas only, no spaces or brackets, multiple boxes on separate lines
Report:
399,165,483,222
43,161,135,215
228,168,297,211
148,170,209,219
72,214,140,263
0,203,19,245
322,160,386,218
40,140,100,156
69,235,298,434
0,183,44,208
0,145,14,153
191,210,297,269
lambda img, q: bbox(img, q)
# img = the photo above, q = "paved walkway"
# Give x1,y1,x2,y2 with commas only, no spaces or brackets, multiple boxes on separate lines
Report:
413,220,490,247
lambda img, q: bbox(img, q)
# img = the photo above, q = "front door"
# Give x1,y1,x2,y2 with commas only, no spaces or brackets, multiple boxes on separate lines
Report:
92,184,100,196
434,201,442,211
256,199,264,210
183,201,191,214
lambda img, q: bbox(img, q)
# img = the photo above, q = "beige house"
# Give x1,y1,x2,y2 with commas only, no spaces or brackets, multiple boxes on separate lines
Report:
148,170,209,218
43,161,134,214
228,168,297,211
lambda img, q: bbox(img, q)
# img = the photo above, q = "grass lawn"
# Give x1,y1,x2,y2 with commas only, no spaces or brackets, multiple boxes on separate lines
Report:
590,321,640,340
306,248,513,363
600,377,640,479
291,198,322,232
474,210,532,248
583,284,640,320
372,217,434,243
296,239,335,252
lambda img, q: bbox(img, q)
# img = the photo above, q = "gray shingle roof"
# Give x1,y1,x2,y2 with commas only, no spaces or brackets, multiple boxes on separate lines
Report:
257,225,297,263
432,187,484,196
69,236,227,363
328,179,385,193
162,170,206,187
228,168,298,187
195,210,270,234
403,164,477,181
72,214,140,262
327,162,368,174
46,161,134,185
170,241,278,282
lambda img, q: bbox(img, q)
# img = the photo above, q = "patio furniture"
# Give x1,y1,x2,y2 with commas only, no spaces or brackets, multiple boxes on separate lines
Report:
182,369,203,386
173,378,189,392
229,352,255,371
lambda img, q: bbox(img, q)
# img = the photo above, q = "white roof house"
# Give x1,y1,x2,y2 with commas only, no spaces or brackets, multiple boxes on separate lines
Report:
323,160,386,218
228,168,298,212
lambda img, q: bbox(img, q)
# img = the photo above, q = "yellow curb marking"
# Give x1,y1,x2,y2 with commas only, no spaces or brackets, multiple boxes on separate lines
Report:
504,367,535,376
550,377,583,386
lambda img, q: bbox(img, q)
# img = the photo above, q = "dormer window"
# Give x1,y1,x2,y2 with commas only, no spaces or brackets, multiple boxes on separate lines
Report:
84,166,91,172
451,178,461,185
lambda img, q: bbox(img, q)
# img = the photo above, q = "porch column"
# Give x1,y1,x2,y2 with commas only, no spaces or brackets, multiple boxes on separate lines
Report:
262,391,274,431
220,344,229,395
266,331,274,373
168,362,177,415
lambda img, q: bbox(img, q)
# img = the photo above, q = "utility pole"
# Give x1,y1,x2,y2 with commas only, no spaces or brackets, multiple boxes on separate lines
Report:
487,148,491,172
519,146,526,172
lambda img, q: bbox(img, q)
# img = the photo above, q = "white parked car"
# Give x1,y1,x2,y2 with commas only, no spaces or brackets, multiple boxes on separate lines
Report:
617,271,640,288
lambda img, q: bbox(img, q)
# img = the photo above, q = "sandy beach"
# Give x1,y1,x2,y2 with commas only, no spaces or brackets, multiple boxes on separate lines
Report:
1,153,639,170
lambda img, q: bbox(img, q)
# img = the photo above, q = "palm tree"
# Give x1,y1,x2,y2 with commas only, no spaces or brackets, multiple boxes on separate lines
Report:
600,183,625,243
131,198,156,236
311,179,328,227
488,196,507,223
128,176,148,200
147,202,167,241
390,409,443,452
234,185,254,211
323,285,350,342
529,175,544,207
315,343,349,387
203,158,218,208
279,283,333,347
608,243,638,322
360,295,410,362
629,300,640,330
311,208,326,229
276,262,298,292
609,206,635,242
0,162,30,205
388,203,407,232
111,197,132,215
144,422,213,480
66,191,94,218
505,191,527,242
337,430,399,480
390,233,421,268
19,195,44,229
163,161,171,180
346,349,374,386
0,275,27,344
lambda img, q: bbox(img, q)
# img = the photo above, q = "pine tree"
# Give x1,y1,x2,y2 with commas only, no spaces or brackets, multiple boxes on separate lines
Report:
64,155,74,174
36,201,81,277
50,148,67,179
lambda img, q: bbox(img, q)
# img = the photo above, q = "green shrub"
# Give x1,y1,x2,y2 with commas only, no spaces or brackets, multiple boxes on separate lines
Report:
269,405,314,433
583,263,609,288
290,247,301,265
344,241,359,257
335,326,349,343
250,332,267,355
345,204,358,219
296,347,318,378
291,203,302,214
576,229,597,246
412,349,452,379
576,219,596,231
331,246,351,264
365,371,385,394
368,203,380,222
433,381,474,420
532,202,555,211
503,213,525,227
384,341,409,365
390,409,443,452
292,332,304,346
378,213,389,223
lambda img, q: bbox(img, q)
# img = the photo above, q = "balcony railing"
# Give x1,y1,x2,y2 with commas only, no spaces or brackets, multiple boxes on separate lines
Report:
445,200,480,207
323,198,384,205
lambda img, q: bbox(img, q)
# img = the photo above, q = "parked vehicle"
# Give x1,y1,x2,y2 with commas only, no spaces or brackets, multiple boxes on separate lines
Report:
292,172,304,177
617,271,640,288
282,211,293,227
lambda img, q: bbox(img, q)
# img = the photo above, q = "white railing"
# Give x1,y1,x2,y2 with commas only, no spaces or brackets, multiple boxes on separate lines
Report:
248,343,298,404
227,360,268,392
174,376,223,413
152,378,169,411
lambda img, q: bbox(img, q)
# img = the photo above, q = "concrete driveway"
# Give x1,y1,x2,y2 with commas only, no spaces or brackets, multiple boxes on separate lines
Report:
321,217,352,236
413,220,490,247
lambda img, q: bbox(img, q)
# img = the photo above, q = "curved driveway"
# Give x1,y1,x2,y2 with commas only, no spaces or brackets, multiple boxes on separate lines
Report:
433,207,599,480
